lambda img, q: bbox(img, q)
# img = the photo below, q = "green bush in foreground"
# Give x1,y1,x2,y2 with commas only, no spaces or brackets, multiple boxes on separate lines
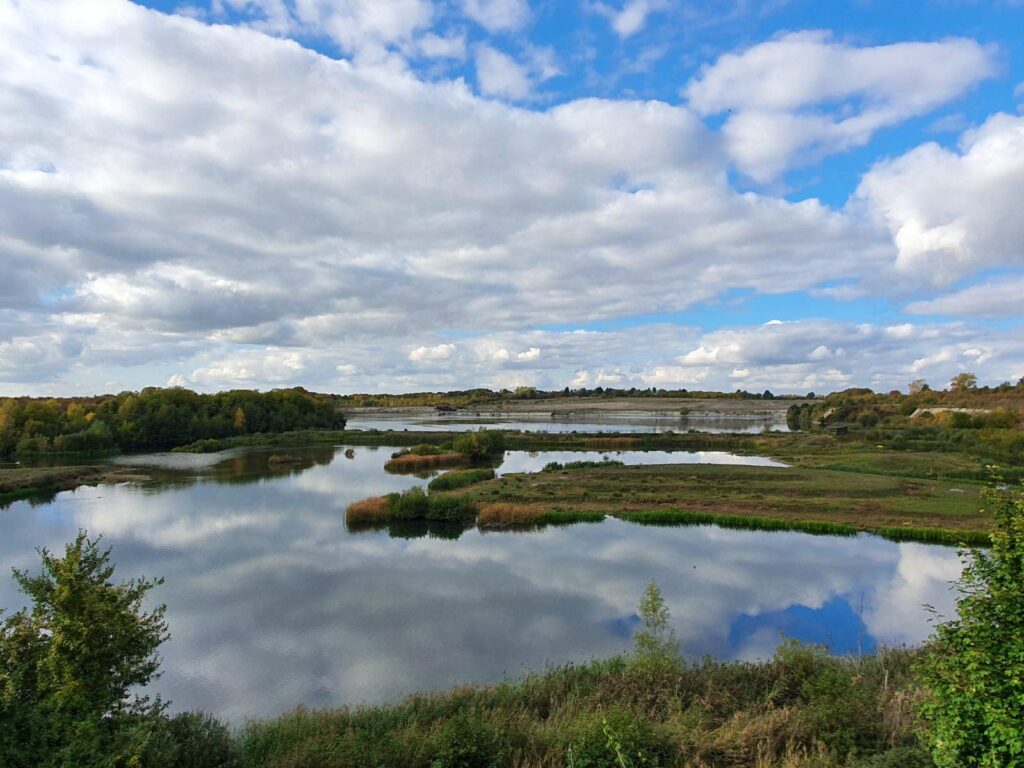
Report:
918,481,1024,767
0,532,170,768
384,487,478,521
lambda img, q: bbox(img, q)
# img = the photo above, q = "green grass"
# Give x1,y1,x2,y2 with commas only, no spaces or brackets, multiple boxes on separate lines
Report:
235,644,931,768
427,467,496,491
618,508,860,536
460,462,993,541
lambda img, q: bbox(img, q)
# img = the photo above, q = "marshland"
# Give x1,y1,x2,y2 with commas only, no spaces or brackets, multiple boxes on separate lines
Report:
2,385,1023,766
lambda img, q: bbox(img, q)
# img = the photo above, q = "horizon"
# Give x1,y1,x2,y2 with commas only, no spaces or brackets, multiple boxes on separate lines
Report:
2,0,1023,396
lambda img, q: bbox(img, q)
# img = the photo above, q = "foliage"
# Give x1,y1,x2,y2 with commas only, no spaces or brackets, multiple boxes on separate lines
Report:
0,532,170,767
917,481,1024,767
542,459,624,471
631,581,681,671
0,387,347,458
451,429,506,459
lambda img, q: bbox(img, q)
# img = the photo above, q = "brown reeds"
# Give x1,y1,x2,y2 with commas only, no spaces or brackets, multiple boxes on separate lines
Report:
345,496,391,523
477,503,549,527
383,453,471,473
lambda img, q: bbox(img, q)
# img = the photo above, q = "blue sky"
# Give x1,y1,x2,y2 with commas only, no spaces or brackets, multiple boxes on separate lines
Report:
0,0,1022,394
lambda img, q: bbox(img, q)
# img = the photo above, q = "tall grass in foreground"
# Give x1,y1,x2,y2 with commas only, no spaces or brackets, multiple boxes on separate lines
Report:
236,641,929,768
617,508,860,537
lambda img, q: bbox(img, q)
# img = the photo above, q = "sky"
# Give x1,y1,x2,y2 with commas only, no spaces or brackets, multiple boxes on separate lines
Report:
1,0,1023,396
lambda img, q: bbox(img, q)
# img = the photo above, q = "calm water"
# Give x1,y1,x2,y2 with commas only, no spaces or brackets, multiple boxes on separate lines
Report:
346,411,789,434
0,445,961,723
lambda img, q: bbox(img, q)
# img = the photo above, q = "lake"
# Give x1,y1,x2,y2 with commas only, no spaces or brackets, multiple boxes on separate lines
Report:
345,411,790,434
0,444,961,723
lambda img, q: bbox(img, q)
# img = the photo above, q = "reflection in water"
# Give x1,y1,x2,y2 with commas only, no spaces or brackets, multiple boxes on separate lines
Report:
0,445,960,723
347,412,790,434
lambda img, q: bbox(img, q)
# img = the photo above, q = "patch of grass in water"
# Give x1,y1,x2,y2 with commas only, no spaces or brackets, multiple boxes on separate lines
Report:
427,467,495,491
616,508,859,537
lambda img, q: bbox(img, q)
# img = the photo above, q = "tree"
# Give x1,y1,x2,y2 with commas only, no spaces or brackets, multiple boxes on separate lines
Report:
908,379,929,395
949,372,978,392
918,481,1024,767
233,407,247,433
632,580,681,669
0,532,169,767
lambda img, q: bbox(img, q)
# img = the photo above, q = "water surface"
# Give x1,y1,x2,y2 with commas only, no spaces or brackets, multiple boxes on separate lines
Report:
0,445,960,723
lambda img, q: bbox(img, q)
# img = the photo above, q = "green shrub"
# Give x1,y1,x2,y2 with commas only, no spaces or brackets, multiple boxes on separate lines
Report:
566,707,665,767
430,709,506,768
386,487,431,519
918,481,1024,767
425,495,477,521
451,430,505,459
165,712,238,768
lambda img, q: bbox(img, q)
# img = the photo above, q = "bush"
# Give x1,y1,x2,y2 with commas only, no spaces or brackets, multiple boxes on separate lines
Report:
425,495,477,521
451,430,505,459
918,481,1024,767
0,532,169,768
386,487,430,519
165,712,238,768
430,709,506,768
566,707,665,767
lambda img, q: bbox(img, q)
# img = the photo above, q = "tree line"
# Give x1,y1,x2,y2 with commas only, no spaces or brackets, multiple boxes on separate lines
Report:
0,387,347,457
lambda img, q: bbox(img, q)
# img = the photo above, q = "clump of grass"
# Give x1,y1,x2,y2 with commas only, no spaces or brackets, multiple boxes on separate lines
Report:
384,452,471,473
428,468,496,491
345,496,391,523
617,509,860,537
347,488,477,526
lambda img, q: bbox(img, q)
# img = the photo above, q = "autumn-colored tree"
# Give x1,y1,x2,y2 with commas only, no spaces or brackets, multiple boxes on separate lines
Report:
233,407,248,433
949,372,978,391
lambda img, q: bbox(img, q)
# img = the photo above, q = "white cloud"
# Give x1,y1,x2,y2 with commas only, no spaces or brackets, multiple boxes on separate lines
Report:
856,113,1024,286
686,32,998,181
409,343,457,362
610,0,667,37
460,0,530,32
474,44,533,98
905,276,1024,317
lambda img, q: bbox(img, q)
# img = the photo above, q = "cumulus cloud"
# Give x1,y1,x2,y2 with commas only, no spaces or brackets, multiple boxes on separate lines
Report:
409,343,457,362
608,0,668,37
856,113,1024,286
686,32,998,181
474,44,533,98
460,0,531,32
905,276,1024,317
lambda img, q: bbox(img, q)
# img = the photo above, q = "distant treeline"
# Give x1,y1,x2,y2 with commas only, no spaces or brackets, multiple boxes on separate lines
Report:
338,385,797,408
0,387,346,457
786,379,1024,462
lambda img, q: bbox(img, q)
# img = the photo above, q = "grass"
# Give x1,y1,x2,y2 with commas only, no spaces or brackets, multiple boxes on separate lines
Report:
458,462,994,543
427,467,496,491
0,465,116,507
476,503,605,528
235,643,932,768
346,487,477,526
383,452,471,473
618,508,861,537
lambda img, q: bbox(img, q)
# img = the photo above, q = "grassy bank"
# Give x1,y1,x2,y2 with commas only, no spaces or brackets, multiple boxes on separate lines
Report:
457,462,994,545
0,465,124,507
237,644,930,768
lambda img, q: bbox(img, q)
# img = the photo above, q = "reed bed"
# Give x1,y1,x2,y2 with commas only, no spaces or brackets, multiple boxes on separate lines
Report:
345,496,391,523
616,508,860,537
427,467,496,491
477,503,604,528
384,452,470,473
876,526,990,546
